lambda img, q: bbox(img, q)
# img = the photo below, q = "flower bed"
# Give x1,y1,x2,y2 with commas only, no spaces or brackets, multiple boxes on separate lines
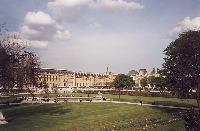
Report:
94,112,185,131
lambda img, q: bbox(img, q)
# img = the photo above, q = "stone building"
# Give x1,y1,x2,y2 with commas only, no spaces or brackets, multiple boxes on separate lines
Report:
38,67,116,89
127,68,160,87
38,67,159,93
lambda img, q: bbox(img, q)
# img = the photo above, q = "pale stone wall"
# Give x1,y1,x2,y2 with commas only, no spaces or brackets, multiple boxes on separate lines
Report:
38,68,160,90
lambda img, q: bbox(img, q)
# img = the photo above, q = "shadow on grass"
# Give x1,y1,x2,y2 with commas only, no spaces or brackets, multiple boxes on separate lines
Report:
1,103,71,121
130,97,198,108
148,100,197,108
0,104,21,110
149,106,185,114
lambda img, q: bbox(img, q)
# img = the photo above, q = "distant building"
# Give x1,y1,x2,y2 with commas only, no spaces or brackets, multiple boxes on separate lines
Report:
30,67,160,93
127,68,160,87
38,67,117,91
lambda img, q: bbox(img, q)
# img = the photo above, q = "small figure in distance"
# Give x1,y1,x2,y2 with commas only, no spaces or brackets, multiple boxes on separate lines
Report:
140,100,143,105
152,101,156,105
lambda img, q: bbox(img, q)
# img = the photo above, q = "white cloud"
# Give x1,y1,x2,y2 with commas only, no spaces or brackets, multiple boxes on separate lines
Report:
47,0,92,8
89,0,144,13
89,22,100,28
5,32,49,49
24,11,56,26
22,39,49,49
20,25,40,39
47,0,92,22
54,30,71,40
47,0,144,23
12,11,72,49
19,11,71,46
168,16,200,38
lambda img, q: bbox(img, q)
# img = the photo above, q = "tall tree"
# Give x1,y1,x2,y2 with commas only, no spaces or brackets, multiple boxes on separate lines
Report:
148,76,156,88
154,76,167,91
140,77,149,96
111,74,135,101
140,77,148,88
162,30,200,112
0,23,41,94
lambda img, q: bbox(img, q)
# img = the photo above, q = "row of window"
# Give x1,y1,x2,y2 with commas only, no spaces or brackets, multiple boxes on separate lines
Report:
76,82,110,87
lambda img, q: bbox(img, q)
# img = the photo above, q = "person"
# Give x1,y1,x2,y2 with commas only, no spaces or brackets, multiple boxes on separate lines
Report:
152,101,156,105
6,101,9,105
140,100,143,105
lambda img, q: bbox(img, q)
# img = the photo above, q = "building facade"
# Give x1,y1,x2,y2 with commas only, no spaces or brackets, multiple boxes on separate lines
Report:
127,68,160,87
39,68,117,88
39,68,160,89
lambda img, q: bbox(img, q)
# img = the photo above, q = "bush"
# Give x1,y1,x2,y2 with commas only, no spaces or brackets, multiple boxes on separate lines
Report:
184,108,200,131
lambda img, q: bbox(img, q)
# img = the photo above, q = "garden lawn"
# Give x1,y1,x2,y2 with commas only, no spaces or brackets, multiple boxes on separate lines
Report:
150,120,185,131
1,93,197,108
33,92,198,108
0,102,184,131
96,93,197,107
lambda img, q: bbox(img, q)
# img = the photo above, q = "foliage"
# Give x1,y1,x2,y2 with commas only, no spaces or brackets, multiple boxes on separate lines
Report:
140,77,148,87
184,108,200,130
0,23,41,92
111,74,135,100
162,30,200,111
111,74,135,89
148,76,157,87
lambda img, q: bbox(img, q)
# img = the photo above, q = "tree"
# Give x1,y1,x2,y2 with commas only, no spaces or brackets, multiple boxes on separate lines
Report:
154,76,167,91
111,74,135,101
140,77,150,97
0,23,41,94
162,30,200,112
140,77,148,88
148,76,157,88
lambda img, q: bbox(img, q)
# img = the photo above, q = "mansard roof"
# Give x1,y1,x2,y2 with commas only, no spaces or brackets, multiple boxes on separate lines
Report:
127,70,139,76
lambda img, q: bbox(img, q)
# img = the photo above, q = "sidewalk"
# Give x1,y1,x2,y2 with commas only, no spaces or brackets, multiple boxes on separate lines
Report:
111,101,199,110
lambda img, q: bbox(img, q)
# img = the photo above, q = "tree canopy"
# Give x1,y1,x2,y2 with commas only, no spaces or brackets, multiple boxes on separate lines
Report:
111,74,135,101
0,23,41,93
112,74,135,89
161,30,200,111
140,77,148,88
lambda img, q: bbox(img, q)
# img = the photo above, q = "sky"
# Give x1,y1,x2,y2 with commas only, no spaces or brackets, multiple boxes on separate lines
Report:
0,0,200,74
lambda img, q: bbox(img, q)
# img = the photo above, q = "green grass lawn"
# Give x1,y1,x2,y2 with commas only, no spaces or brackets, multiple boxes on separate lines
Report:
150,120,185,131
77,93,197,108
21,92,197,107
0,93,197,131
0,102,185,131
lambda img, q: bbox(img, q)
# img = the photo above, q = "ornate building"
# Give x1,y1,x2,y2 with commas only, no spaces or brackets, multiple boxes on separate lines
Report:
127,68,160,87
39,67,160,89
39,67,117,88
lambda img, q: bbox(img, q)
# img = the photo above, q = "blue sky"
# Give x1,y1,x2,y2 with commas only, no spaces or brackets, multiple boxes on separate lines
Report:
1,0,200,74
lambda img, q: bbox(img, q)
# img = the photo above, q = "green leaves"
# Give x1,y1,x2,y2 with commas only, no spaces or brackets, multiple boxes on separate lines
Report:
162,30,200,110
111,74,135,89
140,77,148,87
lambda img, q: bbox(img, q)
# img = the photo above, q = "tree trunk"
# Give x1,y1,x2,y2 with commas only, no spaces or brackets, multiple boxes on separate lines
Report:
197,82,200,114
118,88,120,101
